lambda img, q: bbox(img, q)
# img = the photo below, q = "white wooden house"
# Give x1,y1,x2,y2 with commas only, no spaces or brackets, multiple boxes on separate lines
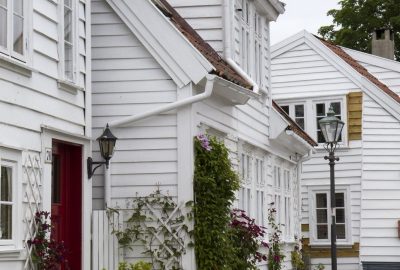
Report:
90,0,317,269
271,30,400,270
0,0,91,270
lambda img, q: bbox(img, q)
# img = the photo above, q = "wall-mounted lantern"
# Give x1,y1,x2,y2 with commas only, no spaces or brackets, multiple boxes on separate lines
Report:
87,124,117,178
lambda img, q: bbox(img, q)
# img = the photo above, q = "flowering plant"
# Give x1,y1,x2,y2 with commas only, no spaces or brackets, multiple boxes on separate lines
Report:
230,209,268,270
267,206,285,270
27,211,68,270
196,134,212,151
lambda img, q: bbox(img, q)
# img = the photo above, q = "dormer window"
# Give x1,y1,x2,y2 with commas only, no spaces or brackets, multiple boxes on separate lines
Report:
234,0,266,88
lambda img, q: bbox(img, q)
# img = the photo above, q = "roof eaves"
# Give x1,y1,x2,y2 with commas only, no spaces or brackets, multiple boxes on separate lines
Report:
315,36,400,104
152,0,253,90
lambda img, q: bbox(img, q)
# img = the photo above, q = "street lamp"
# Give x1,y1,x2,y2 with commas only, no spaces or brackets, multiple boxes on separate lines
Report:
87,124,118,178
318,106,344,270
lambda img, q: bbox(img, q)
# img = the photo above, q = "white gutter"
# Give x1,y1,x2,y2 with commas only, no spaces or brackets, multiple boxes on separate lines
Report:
223,0,259,94
109,74,216,128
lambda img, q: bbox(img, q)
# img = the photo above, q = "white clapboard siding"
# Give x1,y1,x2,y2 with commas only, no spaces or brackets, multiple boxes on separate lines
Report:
91,0,178,213
344,48,400,95
0,0,87,152
167,0,224,54
272,43,360,99
92,210,122,270
360,93,400,262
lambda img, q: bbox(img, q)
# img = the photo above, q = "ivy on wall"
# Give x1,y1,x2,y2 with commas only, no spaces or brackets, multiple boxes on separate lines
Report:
193,135,240,269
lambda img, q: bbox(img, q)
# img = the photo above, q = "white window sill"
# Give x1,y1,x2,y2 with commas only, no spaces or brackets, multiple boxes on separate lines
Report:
0,248,24,258
0,54,33,77
57,79,83,95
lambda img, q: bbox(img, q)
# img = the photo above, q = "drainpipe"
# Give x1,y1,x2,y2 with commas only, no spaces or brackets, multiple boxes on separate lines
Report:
105,166,111,208
223,0,259,94
105,75,216,206
109,74,216,128
296,149,313,237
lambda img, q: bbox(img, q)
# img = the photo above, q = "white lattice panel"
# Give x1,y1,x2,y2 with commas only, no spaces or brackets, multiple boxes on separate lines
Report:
22,153,43,270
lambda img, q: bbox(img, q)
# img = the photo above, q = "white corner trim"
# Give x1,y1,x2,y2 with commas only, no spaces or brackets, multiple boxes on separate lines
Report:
105,0,213,88
0,54,33,77
57,79,83,95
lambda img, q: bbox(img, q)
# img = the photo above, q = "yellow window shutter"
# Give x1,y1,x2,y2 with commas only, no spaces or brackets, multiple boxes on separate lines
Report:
347,92,362,141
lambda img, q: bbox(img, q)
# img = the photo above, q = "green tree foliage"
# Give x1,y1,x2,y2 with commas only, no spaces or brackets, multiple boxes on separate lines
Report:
318,0,400,60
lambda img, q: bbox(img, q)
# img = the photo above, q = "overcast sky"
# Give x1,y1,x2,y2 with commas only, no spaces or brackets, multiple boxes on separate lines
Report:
270,0,340,45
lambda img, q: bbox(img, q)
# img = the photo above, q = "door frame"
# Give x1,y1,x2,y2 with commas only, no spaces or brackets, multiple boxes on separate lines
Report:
41,126,91,270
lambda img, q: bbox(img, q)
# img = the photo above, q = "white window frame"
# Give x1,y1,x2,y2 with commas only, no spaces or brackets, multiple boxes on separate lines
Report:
0,148,21,250
308,186,352,246
58,0,78,84
273,160,295,242
313,98,347,146
0,0,28,62
277,96,348,147
280,102,306,131
238,143,267,226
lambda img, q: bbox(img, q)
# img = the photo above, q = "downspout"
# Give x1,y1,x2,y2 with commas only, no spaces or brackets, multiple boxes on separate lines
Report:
104,75,216,207
223,0,259,94
109,74,216,127
296,149,313,238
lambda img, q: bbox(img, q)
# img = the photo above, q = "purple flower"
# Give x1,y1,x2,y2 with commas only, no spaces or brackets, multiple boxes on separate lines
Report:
196,134,212,151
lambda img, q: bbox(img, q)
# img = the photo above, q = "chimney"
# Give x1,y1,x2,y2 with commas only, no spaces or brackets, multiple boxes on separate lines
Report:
371,28,395,60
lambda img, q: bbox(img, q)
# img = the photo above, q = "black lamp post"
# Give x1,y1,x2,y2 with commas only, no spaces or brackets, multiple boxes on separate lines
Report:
87,124,118,179
318,106,344,270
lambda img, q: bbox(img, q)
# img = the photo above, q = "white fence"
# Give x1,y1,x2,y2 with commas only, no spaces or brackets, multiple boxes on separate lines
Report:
92,210,122,270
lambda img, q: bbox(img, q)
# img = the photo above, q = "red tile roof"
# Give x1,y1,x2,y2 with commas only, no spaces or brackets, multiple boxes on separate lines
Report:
152,0,253,90
316,37,400,104
272,100,318,147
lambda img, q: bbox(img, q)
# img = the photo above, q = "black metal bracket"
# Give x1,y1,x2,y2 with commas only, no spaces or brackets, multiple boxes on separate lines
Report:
87,157,108,179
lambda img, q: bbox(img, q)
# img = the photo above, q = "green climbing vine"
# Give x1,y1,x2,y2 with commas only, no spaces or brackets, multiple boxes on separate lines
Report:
193,134,240,269
108,189,193,270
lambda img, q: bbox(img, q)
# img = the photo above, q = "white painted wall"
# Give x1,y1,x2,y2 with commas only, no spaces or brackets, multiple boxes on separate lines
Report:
272,40,362,270
91,0,179,210
361,93,400,263
0,0,89,268
167,0,224,54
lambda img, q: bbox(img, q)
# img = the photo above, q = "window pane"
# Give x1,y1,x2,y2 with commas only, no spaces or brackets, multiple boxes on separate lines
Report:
296,118,305,130
13,0,22,15
317,130,325,143
316,193,327,208
64,0,72,8
336,209,345,223
281,105,289,115
317,225,328,239
337,224,346,239
316,103,325,116
330,102,341,115
64,43,73,80
295,105,304,117
0,204,12,239
64,9,72,43
336,193,345,207
13,15,23,54
316,209,327,223
1,167,12,202
0,0,6,7
0,6,6,48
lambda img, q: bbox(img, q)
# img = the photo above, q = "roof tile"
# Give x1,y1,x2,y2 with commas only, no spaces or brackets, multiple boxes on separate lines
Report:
152,0,253,90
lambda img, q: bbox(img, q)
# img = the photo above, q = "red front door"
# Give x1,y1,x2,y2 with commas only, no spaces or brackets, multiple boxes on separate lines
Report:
51,141,82,270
